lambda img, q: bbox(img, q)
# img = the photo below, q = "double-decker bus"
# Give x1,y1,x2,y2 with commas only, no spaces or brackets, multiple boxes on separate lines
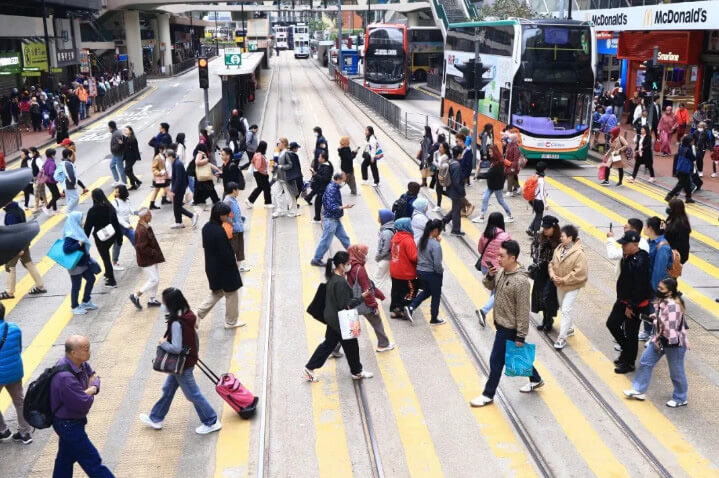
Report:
442,19,595,161
293,23,310,58
364,23,408,96
408,26,443,82
274,25,288,49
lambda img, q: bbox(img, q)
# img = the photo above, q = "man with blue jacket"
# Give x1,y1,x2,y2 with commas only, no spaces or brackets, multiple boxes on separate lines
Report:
640,217,674,341
311,172,354,267
0,303,32,444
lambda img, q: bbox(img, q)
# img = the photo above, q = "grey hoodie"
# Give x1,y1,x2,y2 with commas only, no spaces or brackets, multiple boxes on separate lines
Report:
417,237,443,274
375,220,395,262
411,210,428,244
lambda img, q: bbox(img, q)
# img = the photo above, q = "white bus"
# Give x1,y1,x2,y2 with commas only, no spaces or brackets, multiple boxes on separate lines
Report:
274,25,288,49
293,23,310,58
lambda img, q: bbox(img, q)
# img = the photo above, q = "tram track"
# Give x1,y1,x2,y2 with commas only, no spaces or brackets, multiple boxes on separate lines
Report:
302,59,674,478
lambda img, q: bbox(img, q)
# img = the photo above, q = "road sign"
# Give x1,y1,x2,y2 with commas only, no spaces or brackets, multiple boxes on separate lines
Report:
224,47,243,67
248,41,258,52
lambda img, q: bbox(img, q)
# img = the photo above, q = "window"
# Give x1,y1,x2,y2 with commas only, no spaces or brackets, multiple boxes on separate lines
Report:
511,86,592,136
410,28,443,43
477,26,515,57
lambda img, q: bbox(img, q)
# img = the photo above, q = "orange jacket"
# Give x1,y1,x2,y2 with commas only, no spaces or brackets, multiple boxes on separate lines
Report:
389,231,418,280
676,108,690,126
77,86,88,102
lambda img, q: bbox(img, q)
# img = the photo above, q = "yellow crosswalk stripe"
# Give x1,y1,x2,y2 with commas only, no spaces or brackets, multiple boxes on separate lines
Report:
376,162,630,477
214,206,268,477
343,207,446,477
546,176,719,318
357,183,537,476
297,212,354,477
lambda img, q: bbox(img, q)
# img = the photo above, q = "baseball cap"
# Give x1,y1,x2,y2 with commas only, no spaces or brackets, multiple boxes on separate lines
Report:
617,230,640,245
541,215,559,229
289,141,300,149
61,138,73,147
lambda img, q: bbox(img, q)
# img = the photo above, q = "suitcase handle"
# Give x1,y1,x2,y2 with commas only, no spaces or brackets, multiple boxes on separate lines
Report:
196,358,220,385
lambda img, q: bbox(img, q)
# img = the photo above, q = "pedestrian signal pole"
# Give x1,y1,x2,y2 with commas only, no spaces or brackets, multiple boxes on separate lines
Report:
472,36,480,167
198,57,210,128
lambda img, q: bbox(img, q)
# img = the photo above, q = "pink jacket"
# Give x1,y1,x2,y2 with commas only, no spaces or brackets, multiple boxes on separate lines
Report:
477,228,510,270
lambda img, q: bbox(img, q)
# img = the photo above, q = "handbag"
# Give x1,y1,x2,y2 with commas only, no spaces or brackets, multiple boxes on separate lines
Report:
152,345,190,374
609,152,622,163
306,282,327,323
352,268,374,316
338,308,361,340
504,340,536,377
196,157,213,181
47,238,84,270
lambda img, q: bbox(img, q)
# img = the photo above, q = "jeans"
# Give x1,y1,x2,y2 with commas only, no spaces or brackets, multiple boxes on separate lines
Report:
528,199,544,233
557,288,579,340
70,269,96,309
632,344,688,402
188,176,196,194
312,218,350,262
79,101,86,120
65,188,80,213
606,301,646,366
0,381,31,434
112,226,135,263
410,270,442,320
480,291,495,315
149,367,218,426
481,188,512,217
52,418,114,478
483,325,542,399
306,326,362,375
109,155,126,184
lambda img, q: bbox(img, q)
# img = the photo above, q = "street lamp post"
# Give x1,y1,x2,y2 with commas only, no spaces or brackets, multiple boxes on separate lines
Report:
214,11,219,54
337,0,343,74
41,0,55,90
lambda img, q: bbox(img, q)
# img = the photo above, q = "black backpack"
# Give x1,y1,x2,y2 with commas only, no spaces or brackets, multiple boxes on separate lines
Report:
392,194,411,219
23,364,72,429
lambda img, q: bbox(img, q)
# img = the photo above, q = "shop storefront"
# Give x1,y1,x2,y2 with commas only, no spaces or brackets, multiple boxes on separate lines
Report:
596,31,627,92
701,30,719,104
618,30,704,113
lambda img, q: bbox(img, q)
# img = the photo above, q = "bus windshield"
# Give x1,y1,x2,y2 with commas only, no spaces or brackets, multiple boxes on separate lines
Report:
520,24,592,84
511,86,592,136
366,27,405,84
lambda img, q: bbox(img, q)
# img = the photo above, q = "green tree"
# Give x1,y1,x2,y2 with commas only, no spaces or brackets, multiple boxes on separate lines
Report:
309,18,329,34
475,0,538,19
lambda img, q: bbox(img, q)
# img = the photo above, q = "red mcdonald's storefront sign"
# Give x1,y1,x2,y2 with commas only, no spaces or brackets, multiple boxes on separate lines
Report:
617,31,704,64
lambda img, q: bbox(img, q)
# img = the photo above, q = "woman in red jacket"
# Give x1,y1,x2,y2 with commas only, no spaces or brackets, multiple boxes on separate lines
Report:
389,217,417,319
347,244,395,352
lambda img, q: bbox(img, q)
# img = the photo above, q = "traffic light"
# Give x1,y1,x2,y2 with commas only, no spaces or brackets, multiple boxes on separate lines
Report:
198,57,209,89
643,65,663,91
456,60,492,100
0,169,39,266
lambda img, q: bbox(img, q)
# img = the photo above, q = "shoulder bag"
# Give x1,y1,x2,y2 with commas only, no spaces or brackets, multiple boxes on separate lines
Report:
195,154,213,181
352,268,374,316
96,208,116,242
306,282,327,323
152,321,190,374
47,238,84,270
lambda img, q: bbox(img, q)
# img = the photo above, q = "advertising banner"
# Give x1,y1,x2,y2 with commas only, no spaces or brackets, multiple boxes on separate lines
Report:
22,41,47,71
80,49,91,73
576,0,718,31
0,52,22,75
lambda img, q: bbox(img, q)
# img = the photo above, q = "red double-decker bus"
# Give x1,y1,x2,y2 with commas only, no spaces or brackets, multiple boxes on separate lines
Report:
363,23,408,96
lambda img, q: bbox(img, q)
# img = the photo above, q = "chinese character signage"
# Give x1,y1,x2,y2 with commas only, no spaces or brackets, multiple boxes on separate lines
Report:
80,49,90,73
22,41,47,71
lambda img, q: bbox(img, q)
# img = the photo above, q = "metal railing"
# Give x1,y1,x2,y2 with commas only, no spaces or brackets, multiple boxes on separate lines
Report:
426,72,442,92
345,78,403,131
0,124,21,156
166,57,197,77
94,75,148,112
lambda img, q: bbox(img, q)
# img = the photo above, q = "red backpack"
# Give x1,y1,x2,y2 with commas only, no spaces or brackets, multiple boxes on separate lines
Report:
523,175,538,201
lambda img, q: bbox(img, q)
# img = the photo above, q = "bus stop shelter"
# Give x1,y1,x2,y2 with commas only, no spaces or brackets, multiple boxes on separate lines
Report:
216,51,265,124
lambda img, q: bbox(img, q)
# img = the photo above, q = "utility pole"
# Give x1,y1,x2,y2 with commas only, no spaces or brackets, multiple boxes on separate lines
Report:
41,0,54,90
337,0,343,74
471,36,480,168
241,1,246,52
214,11,219,54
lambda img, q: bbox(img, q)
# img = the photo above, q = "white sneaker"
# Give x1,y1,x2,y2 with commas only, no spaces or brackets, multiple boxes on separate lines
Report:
238,265,251,272
666,399,687,408
224,321,247,329
303,367,319,382
244,198,254,209
711,173,717,178
698,172,703,177
519,380,544,393
470,395,493,407
553,338,567,350
623,389,646,401
264,204,275,208
614,344,623,352
352,370,374,380
192,214,199,228
376,343,396,353
272,211,284,218
505,216,515,223
139,413,163,430
170,223,185,229
471,215,485,223
432,206,442,212
113,264,125,271
195,421,222,435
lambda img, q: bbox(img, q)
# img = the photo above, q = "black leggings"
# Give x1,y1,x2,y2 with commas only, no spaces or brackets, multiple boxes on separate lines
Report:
313,189,325,220
193,180,220,205
46,182,60,210
23,184,33,208
247,172,271,204
361,155,380,184
631,160,655,179
125,160,141,187
95,239,115,283
528,199,544,234
696,149,705,173
429,172,444,207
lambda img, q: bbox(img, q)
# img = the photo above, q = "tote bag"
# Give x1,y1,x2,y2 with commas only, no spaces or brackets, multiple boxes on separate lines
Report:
152,345,189,374
504,340,536,377
338,308,361,340
196,161,213,181
47,238,83,270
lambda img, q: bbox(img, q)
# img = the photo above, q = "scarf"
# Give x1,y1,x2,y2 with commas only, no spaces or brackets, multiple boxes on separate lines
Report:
394,217,412,233
348,244,368,265
378,209,394,225
412,198,428,214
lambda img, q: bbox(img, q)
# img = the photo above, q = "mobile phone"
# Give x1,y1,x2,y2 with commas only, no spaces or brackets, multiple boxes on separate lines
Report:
486,261,495,270
609,222,613,232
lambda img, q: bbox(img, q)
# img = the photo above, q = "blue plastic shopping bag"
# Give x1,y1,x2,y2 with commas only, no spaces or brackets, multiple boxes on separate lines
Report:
504,340,536,377
47,238,83,270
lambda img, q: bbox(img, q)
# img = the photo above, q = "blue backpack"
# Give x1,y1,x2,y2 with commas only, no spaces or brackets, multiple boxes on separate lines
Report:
53,161,67,184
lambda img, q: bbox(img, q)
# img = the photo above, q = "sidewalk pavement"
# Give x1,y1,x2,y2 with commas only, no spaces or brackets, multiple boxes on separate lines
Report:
590,115,719,211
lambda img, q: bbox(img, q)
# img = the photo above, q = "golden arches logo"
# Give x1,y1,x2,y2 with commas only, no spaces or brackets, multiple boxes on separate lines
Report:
643,9,654,26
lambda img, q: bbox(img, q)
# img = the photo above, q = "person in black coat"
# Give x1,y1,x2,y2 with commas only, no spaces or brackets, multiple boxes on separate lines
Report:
169,150,196,228
664,198,691,264
631,125,655,181
338,137,359,195
83,189,121,287
605,230,653,374
220,147,243,195
442,153,467,236
311,151,334,222
123,126,142,189
197,202,244,328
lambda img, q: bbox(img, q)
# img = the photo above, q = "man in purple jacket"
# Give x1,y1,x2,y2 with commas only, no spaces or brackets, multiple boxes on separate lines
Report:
50,335,114,477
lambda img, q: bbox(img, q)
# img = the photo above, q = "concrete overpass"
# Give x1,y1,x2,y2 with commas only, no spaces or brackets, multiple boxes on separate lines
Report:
107,0,429,13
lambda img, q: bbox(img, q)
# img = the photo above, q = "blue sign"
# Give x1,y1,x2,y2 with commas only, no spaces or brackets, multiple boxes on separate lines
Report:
118,54,128,61
597,37,618,55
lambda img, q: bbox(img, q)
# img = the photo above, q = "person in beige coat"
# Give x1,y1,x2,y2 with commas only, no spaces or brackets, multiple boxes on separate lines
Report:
549,225,588,349
602,126,627,186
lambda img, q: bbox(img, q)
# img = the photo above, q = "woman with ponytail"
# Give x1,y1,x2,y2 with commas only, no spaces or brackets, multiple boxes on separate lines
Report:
304,251,374,382
624,278,689,408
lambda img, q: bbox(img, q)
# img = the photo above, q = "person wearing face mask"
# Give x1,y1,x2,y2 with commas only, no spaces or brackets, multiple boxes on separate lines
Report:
692,121,709,178
360,125,381,186
303,251,374,382
638,217,674,342
129,208,165,310
310,173,354,267
139,288,222,434
624,278,688,408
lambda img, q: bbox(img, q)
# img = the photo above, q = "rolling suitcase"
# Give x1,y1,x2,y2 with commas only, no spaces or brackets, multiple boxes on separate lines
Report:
197,359,258,419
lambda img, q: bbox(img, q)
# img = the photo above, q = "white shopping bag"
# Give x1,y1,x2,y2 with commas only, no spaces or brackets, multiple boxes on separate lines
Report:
338,308,361,340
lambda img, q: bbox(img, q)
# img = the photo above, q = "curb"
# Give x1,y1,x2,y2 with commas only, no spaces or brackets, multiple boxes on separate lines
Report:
5,84,153,168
